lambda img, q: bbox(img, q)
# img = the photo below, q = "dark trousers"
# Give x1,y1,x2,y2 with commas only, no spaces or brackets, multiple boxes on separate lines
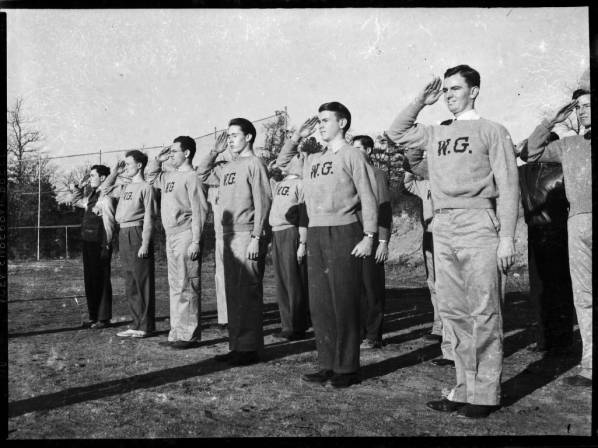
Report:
528,225,574,349
272,227,310,335
361,240,385,343
223,231,266,353
119,226,156,333
307,222,363,374
82,241,113,322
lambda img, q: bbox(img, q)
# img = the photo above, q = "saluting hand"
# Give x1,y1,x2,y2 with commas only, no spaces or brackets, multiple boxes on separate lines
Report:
157,146,171,162
214,131,228,154
294,116,319,141
114,159,126,175
550,100,578,127
416,76,443,106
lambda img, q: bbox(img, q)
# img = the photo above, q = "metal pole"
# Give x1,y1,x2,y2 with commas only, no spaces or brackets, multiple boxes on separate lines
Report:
65,226,69,259
99,149,102,164
37,154,41,261
284,105,288,131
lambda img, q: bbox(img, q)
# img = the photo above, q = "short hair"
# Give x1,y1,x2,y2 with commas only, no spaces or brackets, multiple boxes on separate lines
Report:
444,64,481,88
125,150,148,170
352,135,374,150
90,164,110,178
173,136,197,161
318,102,352,134
228,118,257,144
572,88,590,100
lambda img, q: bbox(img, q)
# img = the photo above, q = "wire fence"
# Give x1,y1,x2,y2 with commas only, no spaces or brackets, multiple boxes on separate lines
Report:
9,109,288,261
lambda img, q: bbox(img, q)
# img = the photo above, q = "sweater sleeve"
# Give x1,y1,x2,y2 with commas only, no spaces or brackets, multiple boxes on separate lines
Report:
146,158,165,190
70,186,88,209
196,150,222,184
387,101,432,150
187,174,208,244
524,119,563,163
376,170,392,241
275,138,300,170
250,159,273,236
348,150,378,234
489,124,520,239
296,181,309,228
100,196,117,246
141,185,157,247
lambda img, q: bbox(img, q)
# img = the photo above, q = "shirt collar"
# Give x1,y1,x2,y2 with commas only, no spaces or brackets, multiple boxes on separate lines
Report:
455,109,481,121
329,139,346,153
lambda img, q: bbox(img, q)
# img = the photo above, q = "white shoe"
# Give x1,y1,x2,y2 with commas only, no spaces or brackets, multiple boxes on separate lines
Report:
117,329,137,338
130,330,149,338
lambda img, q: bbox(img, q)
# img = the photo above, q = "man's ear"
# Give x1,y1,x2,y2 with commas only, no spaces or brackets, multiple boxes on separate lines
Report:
470,86,480,101
245,133,253,144
184,149,191,159
366,147,373,156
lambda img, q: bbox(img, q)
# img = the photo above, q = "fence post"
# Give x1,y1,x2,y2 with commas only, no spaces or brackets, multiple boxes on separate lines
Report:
37,154,41,261
284,105,288,131
65,226,69,259
99,149,102,164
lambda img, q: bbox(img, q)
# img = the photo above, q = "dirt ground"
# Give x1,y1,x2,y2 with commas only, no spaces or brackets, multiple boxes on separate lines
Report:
7,224,592,438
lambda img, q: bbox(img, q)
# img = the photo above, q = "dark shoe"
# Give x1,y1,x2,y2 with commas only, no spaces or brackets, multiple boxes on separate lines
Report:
457,404,497,419
170,340,200,350
217,324,228,330
431,358,455,367
158,340,175,347
562,375,592,387
81,320,96,329
302,370,334,384
426,398,467,412
526,343,547,353
214,351,237,363
273,331,293,340
228,351,260,366
288,332,309,341
91,320,111,329
360,339,382,349
331,372,361,388
424,333,442,342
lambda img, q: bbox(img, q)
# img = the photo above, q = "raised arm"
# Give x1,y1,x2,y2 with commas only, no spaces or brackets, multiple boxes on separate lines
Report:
276,117,318,169
101,160,126,198
146,146,171,189
197,131,228,184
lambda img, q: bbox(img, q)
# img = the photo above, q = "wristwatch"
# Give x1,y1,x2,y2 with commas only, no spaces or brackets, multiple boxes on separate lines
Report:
363,232,375,239
251,234,261,240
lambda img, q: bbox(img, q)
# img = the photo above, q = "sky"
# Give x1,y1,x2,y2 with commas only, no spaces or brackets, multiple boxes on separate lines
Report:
7,8,590,166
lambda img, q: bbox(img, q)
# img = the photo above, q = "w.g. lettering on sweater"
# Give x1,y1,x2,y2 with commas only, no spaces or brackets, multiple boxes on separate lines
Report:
104,181,158,247
146,159,208,243
269,176,307,231
387,102,519,238
276,139,378,234
197,152,272,235
524,119,591,218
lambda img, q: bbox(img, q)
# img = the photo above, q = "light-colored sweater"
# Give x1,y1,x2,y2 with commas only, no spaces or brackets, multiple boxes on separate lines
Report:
104,181,158,247
276,140,378,233
146,159,208,243
269,176,305,231
197,152,272,235
388,102,519,238
525,119,591,217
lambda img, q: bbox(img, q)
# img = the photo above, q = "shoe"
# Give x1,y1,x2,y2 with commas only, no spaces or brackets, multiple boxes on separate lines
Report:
158,340,175,347
457,404,497,419
360,339,382,349
91,321,111,329
117,329,137,338
273,331,293,340
130,330,151,338
562,375,592,387
214,351,237,363
330,373,361,388
81,320,96,329
228,351,260,366
170,340,200,350
217,323,228,330
302,370,334,384
287,332,309,341
526,343,547,353
431,358,455,367
426,398,467,412
424,333,442,342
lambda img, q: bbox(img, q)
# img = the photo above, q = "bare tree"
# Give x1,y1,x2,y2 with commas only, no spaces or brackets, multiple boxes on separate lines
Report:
7,97,44,184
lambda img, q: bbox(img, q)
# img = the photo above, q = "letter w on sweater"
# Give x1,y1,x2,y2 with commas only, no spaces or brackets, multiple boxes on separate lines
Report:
276,139,379,234
387,102,519,238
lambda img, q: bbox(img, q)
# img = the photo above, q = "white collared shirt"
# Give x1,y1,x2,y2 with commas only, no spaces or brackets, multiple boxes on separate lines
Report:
455,109,481,121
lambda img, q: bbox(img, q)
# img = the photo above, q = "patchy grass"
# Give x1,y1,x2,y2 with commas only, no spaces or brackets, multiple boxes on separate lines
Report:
7,221,591,438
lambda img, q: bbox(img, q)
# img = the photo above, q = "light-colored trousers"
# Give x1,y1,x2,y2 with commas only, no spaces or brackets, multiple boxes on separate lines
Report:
433,209,503,406
214,232,228,324
568,213,592,379
166,229,201,342
423,230,453,361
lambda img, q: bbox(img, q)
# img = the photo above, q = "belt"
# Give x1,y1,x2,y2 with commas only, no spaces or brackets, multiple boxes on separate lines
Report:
119,221,143,228
433,208,455,214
